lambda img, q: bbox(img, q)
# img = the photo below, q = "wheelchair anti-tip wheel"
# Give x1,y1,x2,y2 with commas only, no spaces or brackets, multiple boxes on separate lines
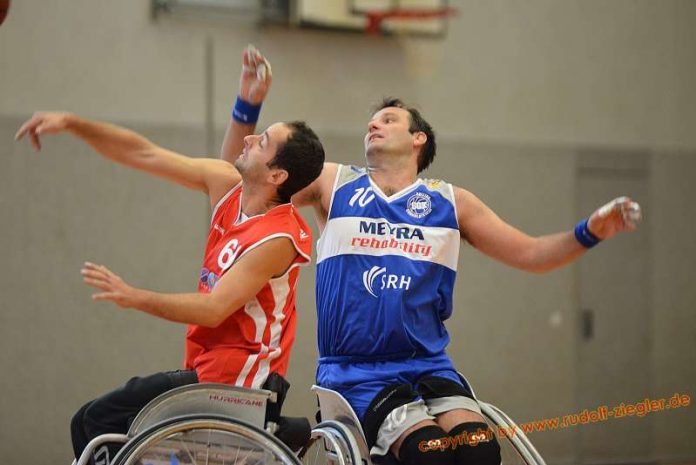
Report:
110,414,301,465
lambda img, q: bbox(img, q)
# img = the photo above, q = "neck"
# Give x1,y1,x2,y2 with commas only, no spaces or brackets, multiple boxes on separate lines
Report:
366,151,418,196
240,184,281,217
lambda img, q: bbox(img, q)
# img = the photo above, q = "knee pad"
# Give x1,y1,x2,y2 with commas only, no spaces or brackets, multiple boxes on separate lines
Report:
416,376,473,400
398,425,456,465
448,422,501,465
363,383,418,449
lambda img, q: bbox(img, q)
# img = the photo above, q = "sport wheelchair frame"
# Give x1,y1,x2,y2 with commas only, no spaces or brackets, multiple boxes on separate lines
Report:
72,383,302,465
300,380,547,465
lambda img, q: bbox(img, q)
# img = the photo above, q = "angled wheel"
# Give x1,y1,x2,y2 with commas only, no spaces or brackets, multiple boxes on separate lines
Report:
479,402,547,465
111,414,301,465
299,421,363,465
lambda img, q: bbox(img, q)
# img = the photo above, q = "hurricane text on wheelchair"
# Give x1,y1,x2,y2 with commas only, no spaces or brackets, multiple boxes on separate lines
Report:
208,393,265,408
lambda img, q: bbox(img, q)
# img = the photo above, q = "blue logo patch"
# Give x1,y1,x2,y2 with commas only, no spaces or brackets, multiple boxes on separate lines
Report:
406,192,432,218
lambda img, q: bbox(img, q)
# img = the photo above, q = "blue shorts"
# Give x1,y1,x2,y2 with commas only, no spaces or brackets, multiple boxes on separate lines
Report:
316,352,466,421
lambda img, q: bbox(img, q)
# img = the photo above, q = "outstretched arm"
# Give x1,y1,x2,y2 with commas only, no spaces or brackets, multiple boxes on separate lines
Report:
81,237,298,328
220,45,272,165
15,111,238,201
456,189,641,273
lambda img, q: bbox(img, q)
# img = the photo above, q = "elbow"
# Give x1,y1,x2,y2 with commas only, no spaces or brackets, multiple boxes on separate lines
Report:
524,264,555,274
201,309,225,328
516,239,555,274
133,147,157,164
201,301,238,328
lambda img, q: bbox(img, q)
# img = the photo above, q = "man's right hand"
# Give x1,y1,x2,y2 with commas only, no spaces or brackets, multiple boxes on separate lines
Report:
239,45,272,105
15,111,74,151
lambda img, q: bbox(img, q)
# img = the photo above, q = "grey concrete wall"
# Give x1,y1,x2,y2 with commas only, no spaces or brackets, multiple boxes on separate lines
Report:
651,153,696,463
0,117,208,462
1,1,695,147
2,125,695,464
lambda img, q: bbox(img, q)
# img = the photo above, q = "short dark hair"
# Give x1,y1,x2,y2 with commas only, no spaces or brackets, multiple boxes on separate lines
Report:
373,97,436,173
267,121,325,203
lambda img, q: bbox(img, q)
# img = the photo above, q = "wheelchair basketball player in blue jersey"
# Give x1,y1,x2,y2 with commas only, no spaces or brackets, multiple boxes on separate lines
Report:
222,52,642,465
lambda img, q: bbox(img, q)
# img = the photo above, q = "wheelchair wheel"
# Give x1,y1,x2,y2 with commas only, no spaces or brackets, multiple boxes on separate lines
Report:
111,414,301,465
298,421,362,465
480,403,547,465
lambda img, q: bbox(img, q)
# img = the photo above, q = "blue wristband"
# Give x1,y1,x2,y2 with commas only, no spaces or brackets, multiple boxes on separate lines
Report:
574,218,601,248
231,96,262,124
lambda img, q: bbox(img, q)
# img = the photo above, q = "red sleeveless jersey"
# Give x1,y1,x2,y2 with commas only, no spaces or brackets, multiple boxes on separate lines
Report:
184,183,312,387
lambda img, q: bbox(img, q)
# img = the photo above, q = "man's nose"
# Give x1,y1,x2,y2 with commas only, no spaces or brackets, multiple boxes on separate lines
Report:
243,134,257,147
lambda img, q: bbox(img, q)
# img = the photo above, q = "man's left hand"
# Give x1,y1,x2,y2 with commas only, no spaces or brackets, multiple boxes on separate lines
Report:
81,262,139,309
239,44,272,105
588,196,642,240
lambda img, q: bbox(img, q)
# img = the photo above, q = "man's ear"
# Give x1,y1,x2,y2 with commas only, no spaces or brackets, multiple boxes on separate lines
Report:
268,168,289,187
413,131,427,150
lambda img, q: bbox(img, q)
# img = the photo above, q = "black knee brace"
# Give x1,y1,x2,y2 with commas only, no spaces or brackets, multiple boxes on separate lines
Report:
363,383,418,449
416,375,474,400
448,422,501,465
398,425,456,465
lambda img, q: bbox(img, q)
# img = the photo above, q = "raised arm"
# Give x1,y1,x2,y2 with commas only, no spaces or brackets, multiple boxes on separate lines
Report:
15,111,238,202
81,237,298,328
220,45,272,165
455,188,641,273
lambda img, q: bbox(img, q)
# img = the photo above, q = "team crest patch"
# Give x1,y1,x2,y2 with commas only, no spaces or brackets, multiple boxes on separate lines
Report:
406,192,432,218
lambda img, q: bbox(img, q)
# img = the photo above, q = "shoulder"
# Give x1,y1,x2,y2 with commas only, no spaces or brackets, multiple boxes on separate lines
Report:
334,164,369,189
292,162,339,207
202,158,239,181
204,160,241,207
257,205,312,259
452,185,487,215
263,205,312,238
451,185,497,239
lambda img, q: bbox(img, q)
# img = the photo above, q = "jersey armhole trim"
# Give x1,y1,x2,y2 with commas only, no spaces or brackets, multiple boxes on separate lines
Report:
449,183,460,232
211,181,243,224
317,164,344,243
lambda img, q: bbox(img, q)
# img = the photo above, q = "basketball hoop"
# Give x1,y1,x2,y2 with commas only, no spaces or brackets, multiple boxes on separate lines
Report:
364,7,457,35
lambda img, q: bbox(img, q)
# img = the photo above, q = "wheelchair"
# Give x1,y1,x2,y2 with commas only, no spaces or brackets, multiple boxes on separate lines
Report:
298,378,547,465
72,383,308,465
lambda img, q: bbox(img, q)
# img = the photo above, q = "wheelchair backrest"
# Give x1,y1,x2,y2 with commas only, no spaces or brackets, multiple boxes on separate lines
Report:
312,385,372,461
128,383,276,436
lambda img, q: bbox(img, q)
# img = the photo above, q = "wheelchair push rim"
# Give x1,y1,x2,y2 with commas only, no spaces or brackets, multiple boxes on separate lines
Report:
111,413,301,465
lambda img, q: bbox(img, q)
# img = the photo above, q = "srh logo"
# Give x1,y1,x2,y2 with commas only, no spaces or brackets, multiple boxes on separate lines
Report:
362,266,411,297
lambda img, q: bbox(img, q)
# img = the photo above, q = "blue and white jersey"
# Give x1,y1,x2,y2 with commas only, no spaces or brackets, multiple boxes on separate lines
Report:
316,165,460,362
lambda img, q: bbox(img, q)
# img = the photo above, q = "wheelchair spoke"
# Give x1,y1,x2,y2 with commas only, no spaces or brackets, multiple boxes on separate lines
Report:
311,440,321,465
177,432,198,465
205,428,211,465
117,417,300,465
